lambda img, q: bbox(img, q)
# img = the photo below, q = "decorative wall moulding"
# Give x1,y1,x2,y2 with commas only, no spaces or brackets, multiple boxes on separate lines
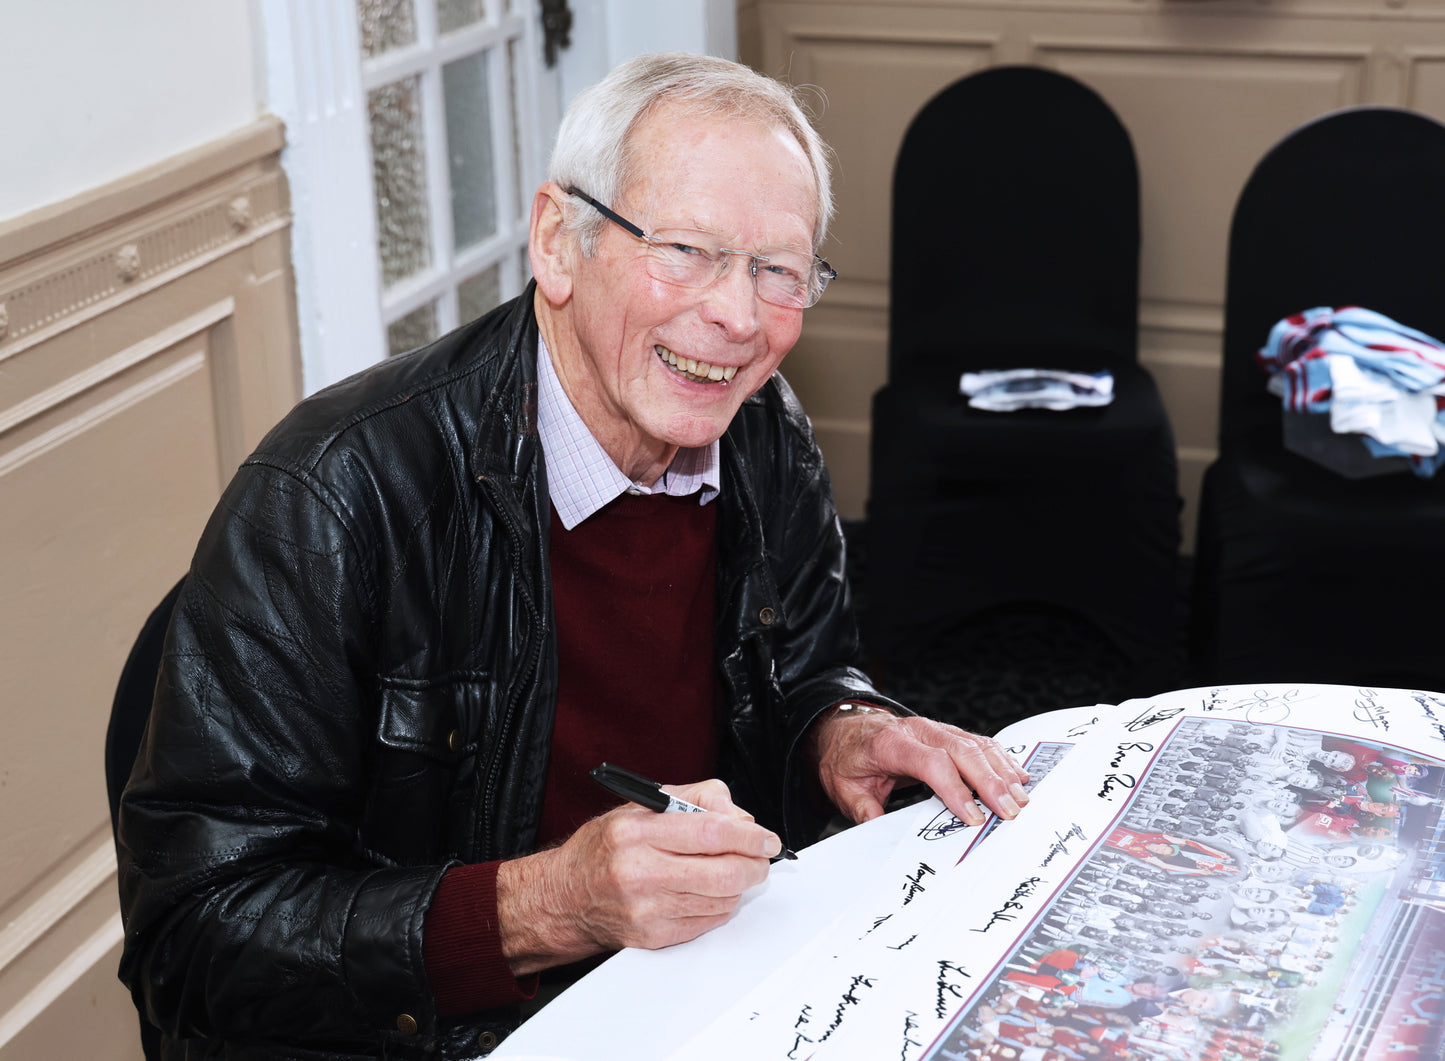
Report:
115,244,142,284
0,170,287,360
0,118,290,361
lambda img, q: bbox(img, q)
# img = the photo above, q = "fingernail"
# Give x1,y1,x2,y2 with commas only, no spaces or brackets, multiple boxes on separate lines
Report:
1010,783,1030,805
764,832,782,857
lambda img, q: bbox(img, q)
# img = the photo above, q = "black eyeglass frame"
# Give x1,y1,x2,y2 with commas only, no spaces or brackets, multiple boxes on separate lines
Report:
565,186,836,309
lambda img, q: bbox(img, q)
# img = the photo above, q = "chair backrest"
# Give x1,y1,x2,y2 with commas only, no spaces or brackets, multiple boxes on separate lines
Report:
1220,106,1445,452
106,577,185,840
105,576,184,1061
889,65,1140,380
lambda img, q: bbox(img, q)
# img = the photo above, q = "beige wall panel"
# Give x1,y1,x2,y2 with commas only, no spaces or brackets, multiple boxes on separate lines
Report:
1407,52,1445,113
812,420,873,518
0,324,221,903
785,304,889,421
0,118,298,1057
763,30,999,288
2,936,142,1061
1040,46,1366,308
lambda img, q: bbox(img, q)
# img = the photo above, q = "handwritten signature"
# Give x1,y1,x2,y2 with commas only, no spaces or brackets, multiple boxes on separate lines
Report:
973,876,1042,933
1353,688,1389,730
1201,686,1304,724
900,1010,922,1061
1110,741,1154,768
934,960,972,1019
1098,772,1138,800
918,809,968,841
902,862,935,906
1041,823,1086,867
1124,706,1182,732
1411,693,1445,745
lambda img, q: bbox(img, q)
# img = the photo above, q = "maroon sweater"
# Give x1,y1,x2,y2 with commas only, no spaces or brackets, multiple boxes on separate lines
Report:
423,492,720,1016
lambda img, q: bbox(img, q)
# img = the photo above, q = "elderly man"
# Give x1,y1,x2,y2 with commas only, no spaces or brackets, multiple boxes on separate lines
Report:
117,52,1028,1059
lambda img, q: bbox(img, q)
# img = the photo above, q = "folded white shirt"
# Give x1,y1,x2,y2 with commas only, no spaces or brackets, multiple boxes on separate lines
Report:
959,368,1115,411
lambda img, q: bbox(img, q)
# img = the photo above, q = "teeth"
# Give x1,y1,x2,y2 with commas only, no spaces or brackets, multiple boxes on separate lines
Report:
656,345,738,383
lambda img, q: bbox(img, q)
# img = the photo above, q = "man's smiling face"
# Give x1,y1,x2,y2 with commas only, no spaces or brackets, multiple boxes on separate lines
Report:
546,104,817,478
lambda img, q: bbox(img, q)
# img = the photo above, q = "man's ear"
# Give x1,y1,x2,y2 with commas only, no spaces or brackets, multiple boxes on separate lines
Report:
529,182,575,306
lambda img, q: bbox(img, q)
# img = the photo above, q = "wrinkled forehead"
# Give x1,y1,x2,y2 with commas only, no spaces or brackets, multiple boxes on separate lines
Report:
621,105,820,245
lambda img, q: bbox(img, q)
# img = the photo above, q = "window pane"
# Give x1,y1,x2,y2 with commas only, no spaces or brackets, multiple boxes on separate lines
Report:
357,0,417,58
458,264,502,323
443,52,498,252
369,78,433,286
437,0,485,34
387,301,439,356
507,38,524,221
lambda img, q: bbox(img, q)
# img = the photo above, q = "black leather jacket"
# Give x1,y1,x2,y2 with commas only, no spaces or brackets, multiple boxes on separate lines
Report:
117,288,899,1059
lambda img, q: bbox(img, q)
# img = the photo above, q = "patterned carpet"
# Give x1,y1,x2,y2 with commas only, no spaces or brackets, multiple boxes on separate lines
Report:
842,519,1190,738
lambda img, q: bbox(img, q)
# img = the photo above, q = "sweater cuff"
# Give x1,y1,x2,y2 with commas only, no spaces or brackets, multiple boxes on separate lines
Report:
423,862,539,1018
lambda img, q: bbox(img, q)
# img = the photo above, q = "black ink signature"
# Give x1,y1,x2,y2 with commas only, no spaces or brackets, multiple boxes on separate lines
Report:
1098,772,1138,800
1201,686,1304,724
786,1003,814,1060
888,934,919,951
918,809,968,841
973,877,1041,933
900,1010,921,1061
1041,823,1086,867
817,974,877,1042
1109,741,1154,768
1353,688,1389,730
861,912,894,939
902,862,935,905
1125,705,1183,732
1411,693,1445,745
935,959,972,1019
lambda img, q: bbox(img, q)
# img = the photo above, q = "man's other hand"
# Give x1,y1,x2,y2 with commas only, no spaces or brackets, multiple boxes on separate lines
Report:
814,706,1031,827
496,779,780,976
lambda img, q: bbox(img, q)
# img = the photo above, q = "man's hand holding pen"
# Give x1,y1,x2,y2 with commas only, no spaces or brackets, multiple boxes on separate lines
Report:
496,778,783,976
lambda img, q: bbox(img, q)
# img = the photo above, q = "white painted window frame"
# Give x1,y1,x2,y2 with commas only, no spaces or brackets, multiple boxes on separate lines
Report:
259,0,560,393
259,0,729,394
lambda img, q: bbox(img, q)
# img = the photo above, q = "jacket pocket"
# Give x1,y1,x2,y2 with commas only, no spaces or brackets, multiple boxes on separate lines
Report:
358,681,489,865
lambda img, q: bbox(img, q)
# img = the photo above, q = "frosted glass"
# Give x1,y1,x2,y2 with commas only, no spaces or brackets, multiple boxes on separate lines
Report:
369,78,433,286
437,0,485,34
508,38,524,220
356,0,417,57
443,53,498,251
387,301,438,356
458,264,502,323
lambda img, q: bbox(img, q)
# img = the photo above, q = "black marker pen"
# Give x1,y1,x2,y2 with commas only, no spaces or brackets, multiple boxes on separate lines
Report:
590,762,798,861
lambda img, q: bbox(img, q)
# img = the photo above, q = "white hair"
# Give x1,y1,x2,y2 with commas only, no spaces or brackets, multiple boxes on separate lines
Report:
547,51,834,255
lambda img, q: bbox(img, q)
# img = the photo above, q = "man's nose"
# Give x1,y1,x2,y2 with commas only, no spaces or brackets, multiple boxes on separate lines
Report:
701,252,762,337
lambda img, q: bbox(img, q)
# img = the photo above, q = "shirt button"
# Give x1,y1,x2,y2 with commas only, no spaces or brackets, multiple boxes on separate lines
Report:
396,1013,418,1035
758,606,776,626
447,728,463,752
478,1030,500,1052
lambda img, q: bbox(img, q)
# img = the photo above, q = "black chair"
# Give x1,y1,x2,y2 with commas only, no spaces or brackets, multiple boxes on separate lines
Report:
865,66,1182,701
106,576,185,1061
1190,106,1445,690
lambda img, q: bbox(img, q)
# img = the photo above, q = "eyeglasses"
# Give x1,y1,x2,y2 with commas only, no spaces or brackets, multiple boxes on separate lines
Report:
567,187,836,310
